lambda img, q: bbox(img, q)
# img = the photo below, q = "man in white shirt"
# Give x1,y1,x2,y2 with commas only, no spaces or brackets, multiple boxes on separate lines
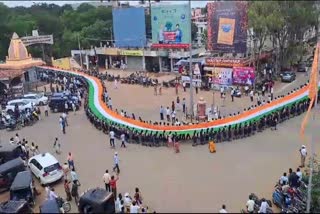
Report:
246,195,255,213
70,169,80,185
48,188,58,200
109,130,115,148
279,172,288,186
120,133,126,148
166,107,171,122
62,112,68,126
220,87,224,98
259,198,269,213
296,168,302,181
219,204,228,213
14,134,20,144
103,169,111,192
130,201,140,213
113,152,120,174
300,145,307,167
249,90,254,102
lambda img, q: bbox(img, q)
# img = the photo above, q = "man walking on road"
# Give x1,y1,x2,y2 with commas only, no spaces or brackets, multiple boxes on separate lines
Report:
103,169,111,192
231,88,234,102
113,152,120,174
160,106,164,121
299,145,307,168
109,130,115,148
249,90,254,102
120,133,126,148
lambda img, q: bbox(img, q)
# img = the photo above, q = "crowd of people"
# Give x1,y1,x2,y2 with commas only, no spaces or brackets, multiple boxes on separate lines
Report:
36,67,317,151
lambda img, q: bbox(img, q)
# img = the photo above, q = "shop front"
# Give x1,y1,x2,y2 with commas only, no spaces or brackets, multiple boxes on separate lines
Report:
119,50,144,70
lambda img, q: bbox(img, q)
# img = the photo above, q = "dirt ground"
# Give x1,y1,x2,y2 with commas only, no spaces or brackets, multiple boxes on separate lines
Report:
0,71,317,213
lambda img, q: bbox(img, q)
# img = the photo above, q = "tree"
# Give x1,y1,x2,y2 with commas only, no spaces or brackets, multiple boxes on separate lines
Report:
191,22,198,42
248,1,279,77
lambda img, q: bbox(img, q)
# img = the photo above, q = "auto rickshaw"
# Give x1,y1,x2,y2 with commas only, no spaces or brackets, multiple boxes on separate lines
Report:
10,170,35,206
0,200,33,213
0,143,24,164
40,199,61,213
0,157,25,192
78,188,115,213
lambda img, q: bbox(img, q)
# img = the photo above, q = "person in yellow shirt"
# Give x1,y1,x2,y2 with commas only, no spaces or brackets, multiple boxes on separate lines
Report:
209,141,216,153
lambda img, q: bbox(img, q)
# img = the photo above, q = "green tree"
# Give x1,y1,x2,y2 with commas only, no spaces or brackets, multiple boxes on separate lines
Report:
191,22,198,42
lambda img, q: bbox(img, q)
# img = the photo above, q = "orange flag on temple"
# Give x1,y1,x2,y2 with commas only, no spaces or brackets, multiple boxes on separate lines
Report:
300,43,319,139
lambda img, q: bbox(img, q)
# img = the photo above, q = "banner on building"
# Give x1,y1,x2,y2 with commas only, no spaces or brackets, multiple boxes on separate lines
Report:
232,67,255,86
209,67,233,86
104,48,119,56
205,58,250,67
52,57,71,70
21,35,54,46
151,4,191,48
119,50,143,56
207,1,248,53
113,7,146,48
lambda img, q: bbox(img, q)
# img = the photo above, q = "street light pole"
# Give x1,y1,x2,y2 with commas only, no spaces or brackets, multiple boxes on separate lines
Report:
78,33,83,68
188,0,194,121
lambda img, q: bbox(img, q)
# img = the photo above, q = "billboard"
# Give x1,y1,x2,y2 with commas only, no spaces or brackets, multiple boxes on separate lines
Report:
21,35,53,46
151,4,191,48
207,1,248,53
112,7,146,48
233,67,255,86
209,67,233,86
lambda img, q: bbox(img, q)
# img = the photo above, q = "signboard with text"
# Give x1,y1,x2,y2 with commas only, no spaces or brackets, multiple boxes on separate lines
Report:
119,50,143,56
205,58,250,67
21,35,54,46
151,4,191,48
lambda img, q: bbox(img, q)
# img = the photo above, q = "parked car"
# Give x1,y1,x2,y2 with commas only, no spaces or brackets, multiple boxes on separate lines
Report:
0,200,33,213
28,153,63,185
78,188,115,214
297,62,307,72
10,170,35,206
22,93,48,106
5,99,34,114
280,71,296,82
48,97,79,113
0,157,26,192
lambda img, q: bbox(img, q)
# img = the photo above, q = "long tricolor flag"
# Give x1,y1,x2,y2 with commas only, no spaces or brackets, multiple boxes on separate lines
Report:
300,43,319,139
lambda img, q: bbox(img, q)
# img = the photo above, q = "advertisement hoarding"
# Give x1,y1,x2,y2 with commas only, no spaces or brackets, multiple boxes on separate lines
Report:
112,7,146,48
209,67,233,86
207,1,248,53
233,67,255,86
151,4,191,48
21,35,53,46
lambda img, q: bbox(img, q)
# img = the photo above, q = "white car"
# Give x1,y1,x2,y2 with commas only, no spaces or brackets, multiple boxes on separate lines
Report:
23,93,48,106
28,153,64,185
5,99,34,114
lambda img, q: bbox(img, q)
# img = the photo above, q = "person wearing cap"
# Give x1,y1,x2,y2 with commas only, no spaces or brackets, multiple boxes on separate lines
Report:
113,152,120,174
299,145,307,168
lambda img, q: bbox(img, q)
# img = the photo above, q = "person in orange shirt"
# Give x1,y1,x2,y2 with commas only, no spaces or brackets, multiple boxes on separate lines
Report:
67,152,75,171
209,141,216,153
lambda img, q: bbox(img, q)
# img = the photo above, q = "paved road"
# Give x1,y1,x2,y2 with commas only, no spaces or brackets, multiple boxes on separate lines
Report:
0,74,317,212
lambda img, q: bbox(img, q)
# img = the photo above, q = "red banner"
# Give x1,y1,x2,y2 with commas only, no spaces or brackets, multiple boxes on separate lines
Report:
151,44,190,49
205,58,251,67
